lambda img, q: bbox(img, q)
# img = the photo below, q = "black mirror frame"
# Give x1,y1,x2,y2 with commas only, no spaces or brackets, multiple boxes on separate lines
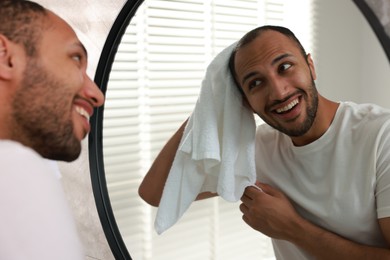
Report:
89,0,144,259
353,0,390,59
89,1,390,259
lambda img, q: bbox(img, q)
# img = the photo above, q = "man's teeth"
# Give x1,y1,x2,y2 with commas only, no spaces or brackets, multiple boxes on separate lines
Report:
276,99,299,113
75,106,90,120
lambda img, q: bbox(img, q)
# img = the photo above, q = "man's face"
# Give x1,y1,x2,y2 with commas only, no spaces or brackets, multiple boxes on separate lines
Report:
234,30,318,137
11,12,104,161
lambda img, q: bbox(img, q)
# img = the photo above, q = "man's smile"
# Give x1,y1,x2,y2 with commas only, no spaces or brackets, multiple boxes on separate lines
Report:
75,105,90,121
275,98,299,114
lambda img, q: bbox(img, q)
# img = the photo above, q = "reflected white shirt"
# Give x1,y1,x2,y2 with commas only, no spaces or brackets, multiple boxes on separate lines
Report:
256,102,390,259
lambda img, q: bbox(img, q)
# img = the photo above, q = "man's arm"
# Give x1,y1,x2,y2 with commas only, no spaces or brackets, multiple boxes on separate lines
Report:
293,216,390,260
138,120,187,206
138,119,217,207
240,183,390,260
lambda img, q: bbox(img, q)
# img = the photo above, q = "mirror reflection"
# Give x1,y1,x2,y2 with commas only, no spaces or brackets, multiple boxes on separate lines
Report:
101,0,390,259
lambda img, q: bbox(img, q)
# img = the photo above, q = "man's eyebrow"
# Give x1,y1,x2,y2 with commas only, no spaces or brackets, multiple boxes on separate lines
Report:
271,53,291,66
74,42,88,58
240,53,293,86
241,71,259,86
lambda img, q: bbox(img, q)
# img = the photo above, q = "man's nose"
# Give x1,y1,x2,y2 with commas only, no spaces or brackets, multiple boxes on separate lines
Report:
84,75,105,107
268,76,288,101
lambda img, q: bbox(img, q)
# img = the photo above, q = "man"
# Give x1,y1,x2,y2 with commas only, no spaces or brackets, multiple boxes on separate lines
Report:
139,26,390,259
232,26,390,259
0,1,104,259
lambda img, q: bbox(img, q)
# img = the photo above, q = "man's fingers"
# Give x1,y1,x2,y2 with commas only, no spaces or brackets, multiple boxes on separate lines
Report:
240,194,250,204
256,182,281,197
239,202,249,214
243,185,264,199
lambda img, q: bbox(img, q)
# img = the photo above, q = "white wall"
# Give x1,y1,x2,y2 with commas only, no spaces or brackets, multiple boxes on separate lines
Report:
315,0,390,107
359,19,390,108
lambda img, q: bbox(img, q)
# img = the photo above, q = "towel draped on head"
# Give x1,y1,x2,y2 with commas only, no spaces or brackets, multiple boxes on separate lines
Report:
155,42,257,234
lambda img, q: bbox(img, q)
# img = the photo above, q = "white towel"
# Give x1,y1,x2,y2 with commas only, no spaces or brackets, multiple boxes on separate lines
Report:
155,43,257,234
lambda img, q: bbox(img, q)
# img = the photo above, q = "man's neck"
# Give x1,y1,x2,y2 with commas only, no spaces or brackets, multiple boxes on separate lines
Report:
291,96,339,146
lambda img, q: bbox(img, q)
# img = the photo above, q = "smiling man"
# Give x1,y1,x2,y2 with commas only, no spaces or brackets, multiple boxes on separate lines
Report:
139,25,390,260
231,26,390,260
0,0,104,259
231,26,338,146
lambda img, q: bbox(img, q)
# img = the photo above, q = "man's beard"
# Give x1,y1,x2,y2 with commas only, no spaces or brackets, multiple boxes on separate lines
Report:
260,79,318,137
11,58,81,161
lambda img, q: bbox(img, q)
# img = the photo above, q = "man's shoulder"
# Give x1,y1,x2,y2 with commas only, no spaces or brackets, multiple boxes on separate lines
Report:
0,140,40,159
255,123,283,142
0,140,50,174
341,102,390,119
256,122,276,133
341,101,390,115
338,102,390,134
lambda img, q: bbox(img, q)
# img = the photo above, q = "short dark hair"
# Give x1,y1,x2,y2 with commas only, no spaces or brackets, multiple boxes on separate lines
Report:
0,0,48,56
229,25,307,95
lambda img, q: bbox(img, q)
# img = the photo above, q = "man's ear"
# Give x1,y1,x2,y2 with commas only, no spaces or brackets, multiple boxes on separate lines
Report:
306,53,317,81
0,35,14,80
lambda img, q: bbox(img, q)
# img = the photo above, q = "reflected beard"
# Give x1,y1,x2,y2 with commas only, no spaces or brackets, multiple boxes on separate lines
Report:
11,58,81,162
261,80,318,137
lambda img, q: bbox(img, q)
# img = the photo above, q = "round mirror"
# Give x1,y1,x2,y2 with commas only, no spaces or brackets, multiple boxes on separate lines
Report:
90,0,390,259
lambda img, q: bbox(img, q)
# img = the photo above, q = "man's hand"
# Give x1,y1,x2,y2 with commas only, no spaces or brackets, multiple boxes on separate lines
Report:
239,182,304,241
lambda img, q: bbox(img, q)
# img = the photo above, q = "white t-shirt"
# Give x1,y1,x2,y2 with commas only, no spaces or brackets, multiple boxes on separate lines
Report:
255,102,390,259
0,140,84,260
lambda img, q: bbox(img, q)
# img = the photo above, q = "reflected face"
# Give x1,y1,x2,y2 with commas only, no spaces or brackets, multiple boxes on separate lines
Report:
11,11,104,161
234,30,318,137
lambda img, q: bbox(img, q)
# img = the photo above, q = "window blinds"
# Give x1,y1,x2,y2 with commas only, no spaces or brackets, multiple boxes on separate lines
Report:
103,0,315,259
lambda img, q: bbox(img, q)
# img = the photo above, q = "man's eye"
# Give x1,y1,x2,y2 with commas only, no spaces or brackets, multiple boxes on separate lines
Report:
279,63,292,72
249,79,262,89
72,54,82,62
